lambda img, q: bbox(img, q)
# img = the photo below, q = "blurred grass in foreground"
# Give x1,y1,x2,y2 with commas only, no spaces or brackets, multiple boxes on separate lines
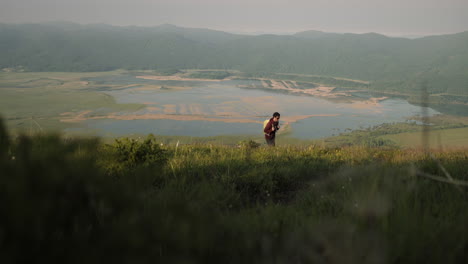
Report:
1,117,468,264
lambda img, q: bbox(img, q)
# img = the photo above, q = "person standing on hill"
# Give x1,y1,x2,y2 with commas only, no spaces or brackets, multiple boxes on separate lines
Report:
264,112,280,146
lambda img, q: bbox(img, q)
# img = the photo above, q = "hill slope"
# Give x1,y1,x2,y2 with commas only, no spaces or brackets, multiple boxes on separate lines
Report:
1,120,468,263
1,23,467,96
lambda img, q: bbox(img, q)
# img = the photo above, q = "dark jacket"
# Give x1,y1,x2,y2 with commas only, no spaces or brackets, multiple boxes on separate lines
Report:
264,118,279,140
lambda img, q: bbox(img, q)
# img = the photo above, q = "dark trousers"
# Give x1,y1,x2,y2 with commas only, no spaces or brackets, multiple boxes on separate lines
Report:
265,137,275,147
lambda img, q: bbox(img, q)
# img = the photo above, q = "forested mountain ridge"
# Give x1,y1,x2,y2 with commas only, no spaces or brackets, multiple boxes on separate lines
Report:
1,22,467,96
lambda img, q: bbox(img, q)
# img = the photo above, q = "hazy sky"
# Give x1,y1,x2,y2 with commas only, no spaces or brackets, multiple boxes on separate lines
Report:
2,0,468,36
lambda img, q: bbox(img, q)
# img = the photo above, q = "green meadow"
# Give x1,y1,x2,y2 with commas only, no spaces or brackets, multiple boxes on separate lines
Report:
0,71,143,133
380,127,468,148
1,116,468,263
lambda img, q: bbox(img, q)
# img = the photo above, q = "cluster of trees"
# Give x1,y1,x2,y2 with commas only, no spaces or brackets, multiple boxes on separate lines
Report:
1,22,468,96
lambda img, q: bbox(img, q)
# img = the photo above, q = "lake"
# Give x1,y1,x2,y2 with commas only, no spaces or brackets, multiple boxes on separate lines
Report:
68,74,440,139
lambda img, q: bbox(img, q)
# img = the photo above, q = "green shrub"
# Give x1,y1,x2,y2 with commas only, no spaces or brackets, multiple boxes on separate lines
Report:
100,134,168,176
238,139,261,149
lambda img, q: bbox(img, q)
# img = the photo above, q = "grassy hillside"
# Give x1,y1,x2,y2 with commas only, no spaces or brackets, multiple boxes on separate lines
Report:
1,23,468,97
319,115,468,148
1,117,468,263
380,127,468,148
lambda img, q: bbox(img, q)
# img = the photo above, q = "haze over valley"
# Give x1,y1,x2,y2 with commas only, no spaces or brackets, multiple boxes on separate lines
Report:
1,21,468,146
3,2,468,262
2,22,468,98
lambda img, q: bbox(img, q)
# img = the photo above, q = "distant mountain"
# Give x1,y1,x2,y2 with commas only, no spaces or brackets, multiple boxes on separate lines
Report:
293,30,341,39
1,23,467,96
140,24,245,45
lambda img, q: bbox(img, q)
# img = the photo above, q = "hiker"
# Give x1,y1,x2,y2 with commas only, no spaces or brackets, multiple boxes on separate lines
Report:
264,112,280,146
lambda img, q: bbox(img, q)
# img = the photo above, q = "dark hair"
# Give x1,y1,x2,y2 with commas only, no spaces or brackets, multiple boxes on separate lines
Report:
273,112,280,118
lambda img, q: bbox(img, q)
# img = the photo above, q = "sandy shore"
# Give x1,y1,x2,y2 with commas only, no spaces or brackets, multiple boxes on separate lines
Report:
60,112,340,124
242,78,388,108
136,75,226,82
349,96,388,109
245,78,348,98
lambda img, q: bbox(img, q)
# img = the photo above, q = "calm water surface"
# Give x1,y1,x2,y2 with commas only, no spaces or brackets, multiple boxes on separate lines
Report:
72,75,440,139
